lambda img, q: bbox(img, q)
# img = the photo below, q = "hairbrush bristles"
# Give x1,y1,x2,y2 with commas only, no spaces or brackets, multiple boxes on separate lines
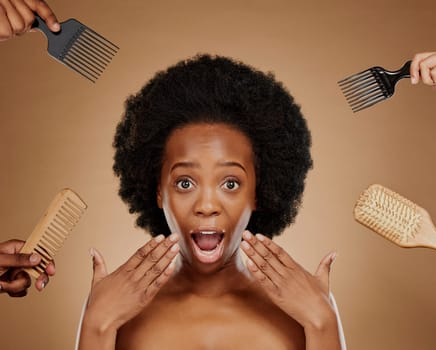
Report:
20,189,87,278
354,184,421,244
354,184,436,249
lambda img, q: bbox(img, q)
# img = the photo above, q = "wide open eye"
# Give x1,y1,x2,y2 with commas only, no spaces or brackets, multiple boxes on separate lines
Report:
175,178,194,191
222,179,240,191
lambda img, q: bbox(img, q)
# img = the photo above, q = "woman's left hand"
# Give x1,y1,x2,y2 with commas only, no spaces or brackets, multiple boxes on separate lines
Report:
240,230,336,330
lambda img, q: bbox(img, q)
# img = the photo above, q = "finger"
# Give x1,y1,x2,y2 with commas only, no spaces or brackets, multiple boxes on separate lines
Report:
419,61,434,86
0,4,13,40
241,231,286,277
135,234,179,280
1,0,26,35
44,261,55,276
10,0,35,32
244,231,297,269
122,235,165,272
8,289,28,297
431,68,436,86
23,0,59,31
143,261,176,301
89,247,108,287
0,252,41,268
249,233,288,276
35,271,49,291
0,239,25,254
142,243,179,283
410,53,425,84
240,239,282,286
314,251,336,293
0,270,31,294
421,54,436,85
245,258,277,294
410,52,434,84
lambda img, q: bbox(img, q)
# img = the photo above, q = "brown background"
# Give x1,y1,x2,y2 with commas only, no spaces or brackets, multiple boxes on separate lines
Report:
1,0,435,349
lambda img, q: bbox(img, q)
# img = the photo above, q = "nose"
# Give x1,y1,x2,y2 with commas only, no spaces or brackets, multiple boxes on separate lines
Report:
194,188,221,217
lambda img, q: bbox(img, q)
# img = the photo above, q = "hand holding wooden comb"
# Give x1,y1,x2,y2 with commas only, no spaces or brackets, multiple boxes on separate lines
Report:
0,239,55,296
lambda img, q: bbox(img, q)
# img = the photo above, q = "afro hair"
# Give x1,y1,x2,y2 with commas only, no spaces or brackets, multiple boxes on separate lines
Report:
113,54,312,238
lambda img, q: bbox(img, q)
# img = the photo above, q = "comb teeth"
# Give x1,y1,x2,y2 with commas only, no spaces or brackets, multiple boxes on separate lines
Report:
20,189,87,278
338,69,389,112
354,184,422,244
61,28,119,83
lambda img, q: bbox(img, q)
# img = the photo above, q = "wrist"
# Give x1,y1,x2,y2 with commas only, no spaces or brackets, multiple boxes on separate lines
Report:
303,308,341,350
82,309,119,336
78,313,118,350
302,303,337,332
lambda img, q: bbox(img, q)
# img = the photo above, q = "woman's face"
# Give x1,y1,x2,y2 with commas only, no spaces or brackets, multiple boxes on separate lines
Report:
157,123,256,272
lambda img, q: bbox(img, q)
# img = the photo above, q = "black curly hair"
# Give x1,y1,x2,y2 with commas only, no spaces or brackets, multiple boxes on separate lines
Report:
113,54,312,238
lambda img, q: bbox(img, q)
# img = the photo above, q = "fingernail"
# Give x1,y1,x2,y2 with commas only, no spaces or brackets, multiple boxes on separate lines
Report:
246,258,254,267
242,230,252,240
30,253,40,264
170,243,179,252
411,76,418,84
89,247,95,257
53,22,60,31
154,235,165,243
41,282,46,289
255,233,265,241
169,233,178,242
241,241,250,250
330,252,337,265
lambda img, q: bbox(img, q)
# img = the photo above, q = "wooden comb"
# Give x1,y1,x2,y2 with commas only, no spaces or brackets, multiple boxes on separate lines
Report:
354,184,436,249
20,189,87,278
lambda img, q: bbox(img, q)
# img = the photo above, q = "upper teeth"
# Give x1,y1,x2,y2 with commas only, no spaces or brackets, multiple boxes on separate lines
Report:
200,231,215,235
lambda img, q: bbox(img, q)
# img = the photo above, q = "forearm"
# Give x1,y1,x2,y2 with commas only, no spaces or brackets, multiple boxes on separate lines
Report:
77,314,118,350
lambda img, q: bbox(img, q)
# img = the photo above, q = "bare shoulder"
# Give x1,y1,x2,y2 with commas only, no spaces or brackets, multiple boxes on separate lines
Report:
116,281,305,350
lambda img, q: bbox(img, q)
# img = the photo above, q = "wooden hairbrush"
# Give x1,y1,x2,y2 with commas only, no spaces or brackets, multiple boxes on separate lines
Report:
20,189,87,278
354,184,436,249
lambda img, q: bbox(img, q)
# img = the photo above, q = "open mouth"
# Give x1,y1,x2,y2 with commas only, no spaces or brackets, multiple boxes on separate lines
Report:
190,229,225,264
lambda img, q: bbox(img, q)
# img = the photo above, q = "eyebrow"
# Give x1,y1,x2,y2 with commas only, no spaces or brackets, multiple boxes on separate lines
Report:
170,161,246,173
170,161,198,173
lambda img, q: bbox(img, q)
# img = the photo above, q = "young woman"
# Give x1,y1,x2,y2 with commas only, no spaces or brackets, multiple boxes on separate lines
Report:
77,54,345,349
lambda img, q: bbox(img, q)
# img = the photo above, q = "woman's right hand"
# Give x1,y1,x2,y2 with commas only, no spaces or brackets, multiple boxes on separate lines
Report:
83,234,180,334
0,0,60,42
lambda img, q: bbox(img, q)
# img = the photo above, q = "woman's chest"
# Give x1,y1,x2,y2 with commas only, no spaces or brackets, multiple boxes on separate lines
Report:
116,298,305,350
